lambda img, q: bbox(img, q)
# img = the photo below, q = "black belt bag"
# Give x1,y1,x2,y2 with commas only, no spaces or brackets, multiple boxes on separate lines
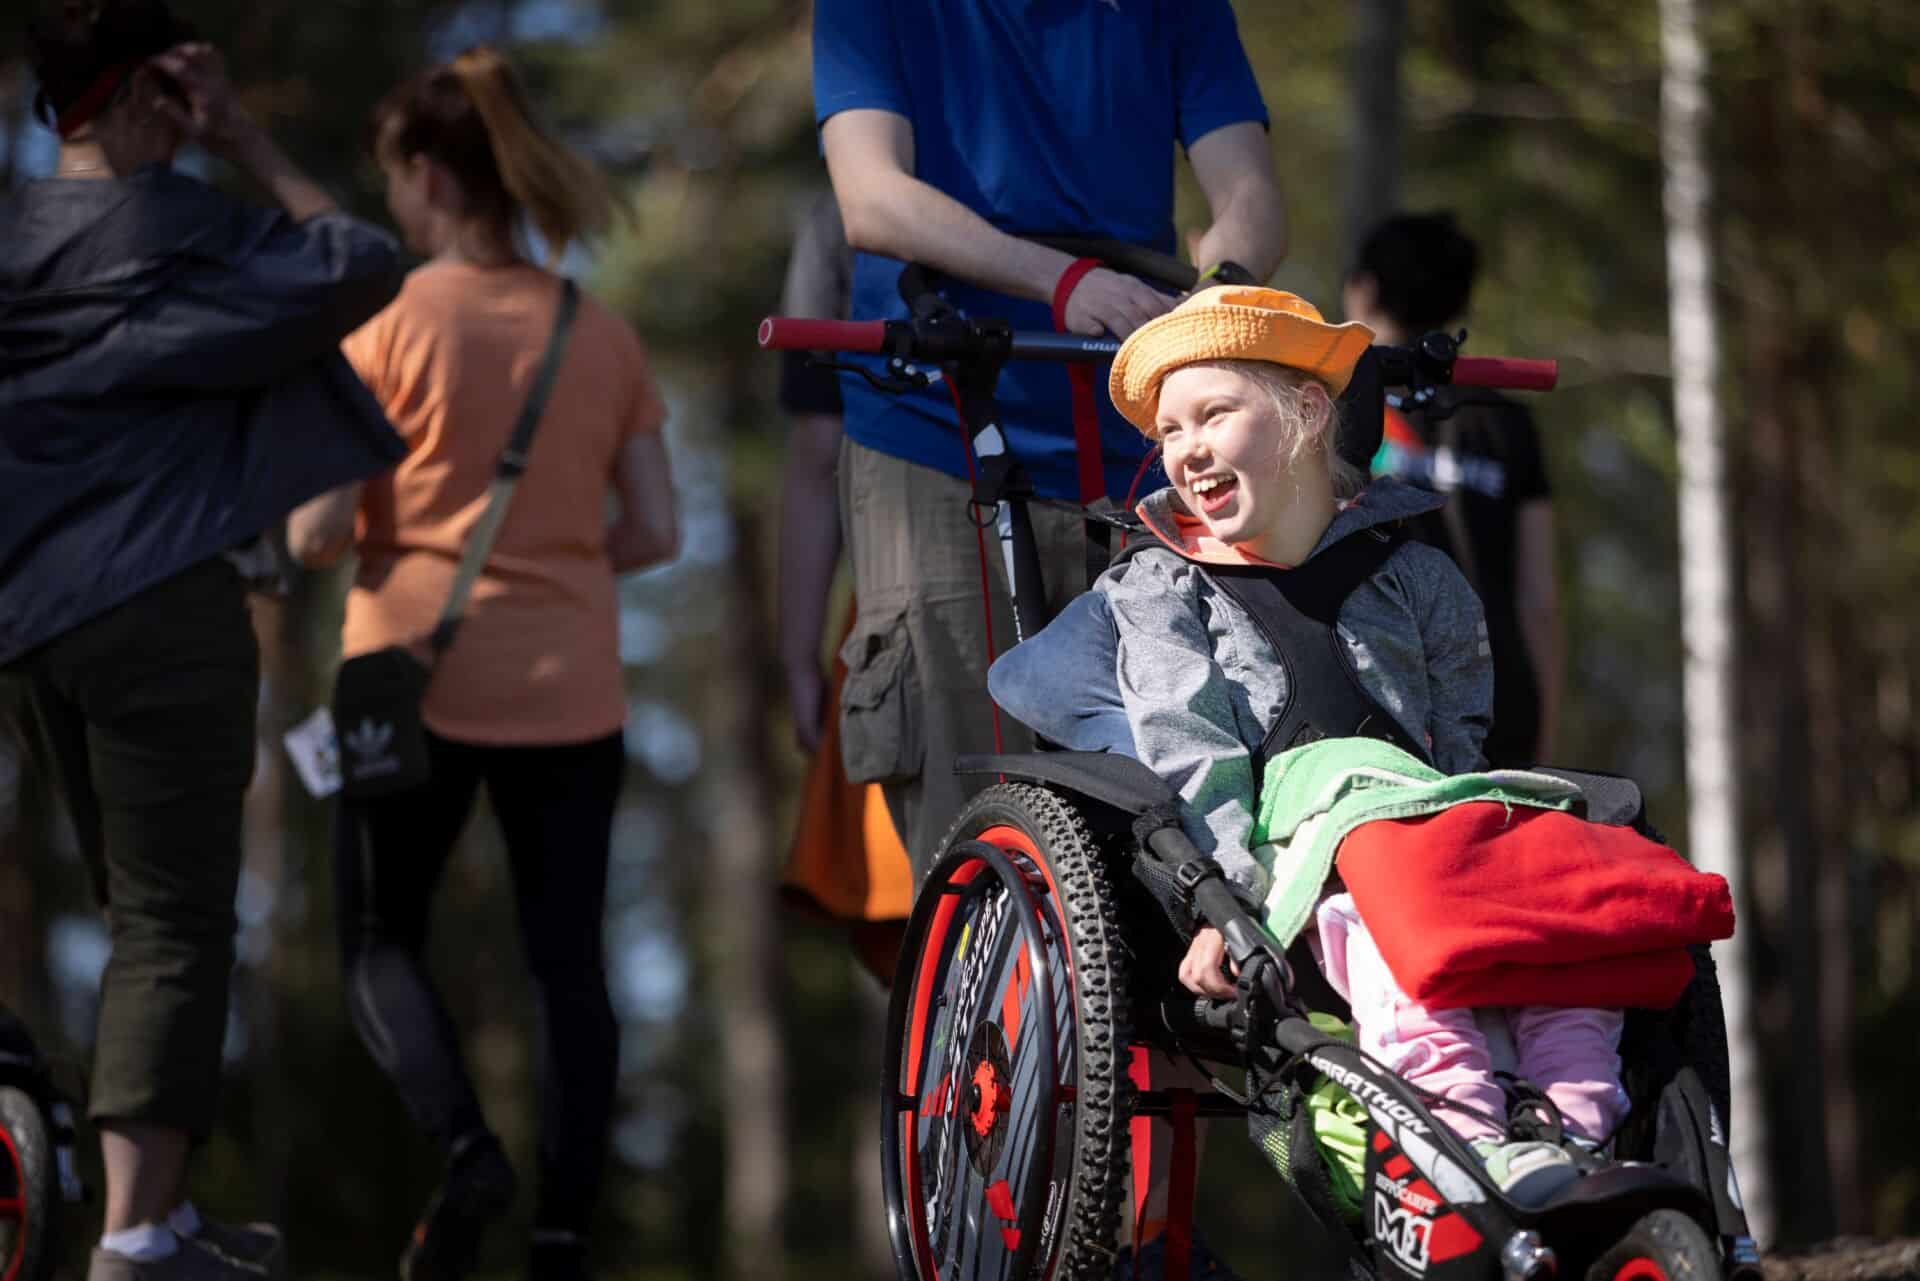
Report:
332,278,580,799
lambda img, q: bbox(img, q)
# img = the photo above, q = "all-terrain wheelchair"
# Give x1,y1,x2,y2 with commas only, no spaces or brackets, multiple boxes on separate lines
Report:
0,1007,86,1281
881,750,1756,1281
761,251,1762,1281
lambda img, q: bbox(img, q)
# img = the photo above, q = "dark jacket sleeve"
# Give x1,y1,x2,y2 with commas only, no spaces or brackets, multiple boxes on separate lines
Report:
113,209,405,393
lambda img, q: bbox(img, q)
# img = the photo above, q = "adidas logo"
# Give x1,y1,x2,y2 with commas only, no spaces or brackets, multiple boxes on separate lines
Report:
344,718,403,778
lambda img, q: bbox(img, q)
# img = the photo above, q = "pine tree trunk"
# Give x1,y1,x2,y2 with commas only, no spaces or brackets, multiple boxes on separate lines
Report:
1346,0,1404,262
712,500,790,1280
1657,0,1775,1244
1743,318,1832,1243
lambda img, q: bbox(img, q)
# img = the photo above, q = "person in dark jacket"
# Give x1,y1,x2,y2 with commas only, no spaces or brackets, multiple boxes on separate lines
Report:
1344,213,1564,767
0,4,405,1279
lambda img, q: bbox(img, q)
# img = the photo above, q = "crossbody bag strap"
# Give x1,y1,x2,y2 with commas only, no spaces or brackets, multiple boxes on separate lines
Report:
428,277,581,656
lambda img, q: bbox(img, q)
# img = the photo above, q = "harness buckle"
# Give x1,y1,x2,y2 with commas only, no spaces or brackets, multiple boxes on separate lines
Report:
1172,857,1222,893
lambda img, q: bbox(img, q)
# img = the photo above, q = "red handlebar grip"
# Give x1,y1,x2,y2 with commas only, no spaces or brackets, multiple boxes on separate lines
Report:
1451,356,1558,391
757,317,887,352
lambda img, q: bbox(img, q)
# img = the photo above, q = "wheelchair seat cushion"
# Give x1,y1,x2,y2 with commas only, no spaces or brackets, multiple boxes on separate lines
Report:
1336,803,1735,1010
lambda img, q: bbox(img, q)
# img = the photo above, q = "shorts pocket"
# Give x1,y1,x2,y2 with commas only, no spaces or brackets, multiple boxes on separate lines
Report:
837,613,923,785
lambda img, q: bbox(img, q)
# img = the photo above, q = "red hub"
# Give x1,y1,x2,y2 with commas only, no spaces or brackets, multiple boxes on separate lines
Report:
969,1059,1010,1138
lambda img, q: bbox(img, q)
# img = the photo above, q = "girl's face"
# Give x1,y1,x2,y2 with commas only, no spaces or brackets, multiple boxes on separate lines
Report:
1155,363,1332,551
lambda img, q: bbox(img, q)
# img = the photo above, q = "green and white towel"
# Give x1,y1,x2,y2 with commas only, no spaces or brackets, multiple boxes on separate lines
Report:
1248,738,1586,949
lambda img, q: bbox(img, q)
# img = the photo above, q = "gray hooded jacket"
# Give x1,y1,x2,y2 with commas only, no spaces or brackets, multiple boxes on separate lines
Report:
991,476,1492,901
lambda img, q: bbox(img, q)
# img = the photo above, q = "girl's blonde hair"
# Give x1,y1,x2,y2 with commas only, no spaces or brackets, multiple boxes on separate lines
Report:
372,45,617,262
1177,359,1368,498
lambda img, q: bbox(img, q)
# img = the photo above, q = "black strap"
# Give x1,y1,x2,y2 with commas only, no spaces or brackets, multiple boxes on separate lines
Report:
498,278,581,481
1114,525,1428,784
428,278,581,656
1208,527,1429,773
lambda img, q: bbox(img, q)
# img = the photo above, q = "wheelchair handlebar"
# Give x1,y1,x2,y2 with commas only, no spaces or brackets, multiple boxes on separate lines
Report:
760,315,1557,393
1135,819,1271,969
1453,355,1559,391
758,315,1119,363
758,317,885,352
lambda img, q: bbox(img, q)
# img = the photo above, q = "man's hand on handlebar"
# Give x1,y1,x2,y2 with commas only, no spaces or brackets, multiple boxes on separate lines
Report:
1063,267,1177,339
1179,926,1238,999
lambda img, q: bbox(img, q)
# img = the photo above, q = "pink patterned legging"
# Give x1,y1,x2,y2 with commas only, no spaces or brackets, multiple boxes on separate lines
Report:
1313,892,1630,1143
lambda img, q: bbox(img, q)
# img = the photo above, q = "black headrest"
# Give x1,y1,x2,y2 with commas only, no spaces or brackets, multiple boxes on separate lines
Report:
1333,346,1386,471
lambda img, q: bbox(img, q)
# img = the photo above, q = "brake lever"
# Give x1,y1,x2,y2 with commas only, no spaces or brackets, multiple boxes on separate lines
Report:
805,354,941,395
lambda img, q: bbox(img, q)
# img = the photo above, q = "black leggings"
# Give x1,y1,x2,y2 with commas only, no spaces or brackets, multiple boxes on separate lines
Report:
335,729,625,1234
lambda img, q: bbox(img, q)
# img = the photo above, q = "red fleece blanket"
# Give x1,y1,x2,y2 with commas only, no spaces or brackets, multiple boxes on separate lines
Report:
1333,802,1735,1011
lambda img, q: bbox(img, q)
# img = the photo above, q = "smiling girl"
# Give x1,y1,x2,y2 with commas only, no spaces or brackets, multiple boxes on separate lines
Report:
1081,286,1493,912
991,287,1638,1202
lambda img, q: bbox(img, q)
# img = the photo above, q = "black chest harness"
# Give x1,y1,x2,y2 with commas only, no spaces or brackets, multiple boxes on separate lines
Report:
1114,523,1430,789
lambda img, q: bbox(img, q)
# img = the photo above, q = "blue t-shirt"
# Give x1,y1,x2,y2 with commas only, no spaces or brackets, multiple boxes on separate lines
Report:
813,0,1268,501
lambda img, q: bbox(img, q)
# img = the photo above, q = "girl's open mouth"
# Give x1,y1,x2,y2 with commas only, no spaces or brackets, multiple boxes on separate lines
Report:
1193,475,1238,514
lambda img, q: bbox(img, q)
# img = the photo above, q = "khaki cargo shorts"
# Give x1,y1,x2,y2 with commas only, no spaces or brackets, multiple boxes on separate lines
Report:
837,437,1089,880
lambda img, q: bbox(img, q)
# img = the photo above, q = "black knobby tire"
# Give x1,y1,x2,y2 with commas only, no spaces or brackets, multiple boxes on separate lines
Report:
1585,1210,1722,1281
885,783,1131,1281
0,1086,57,1281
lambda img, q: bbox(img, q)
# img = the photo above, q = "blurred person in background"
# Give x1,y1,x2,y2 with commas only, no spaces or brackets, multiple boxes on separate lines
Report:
0,2,408,1278
1346,212,1564,766
287,46,677,1281
774,190,913,984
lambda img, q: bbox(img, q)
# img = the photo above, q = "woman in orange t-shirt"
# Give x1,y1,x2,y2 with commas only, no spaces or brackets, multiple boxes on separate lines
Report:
288,46,675,1281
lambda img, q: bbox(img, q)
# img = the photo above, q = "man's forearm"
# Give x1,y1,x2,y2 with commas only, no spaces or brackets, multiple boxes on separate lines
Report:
1191,181,1287,283
230,128,337,223
837,169,1078,304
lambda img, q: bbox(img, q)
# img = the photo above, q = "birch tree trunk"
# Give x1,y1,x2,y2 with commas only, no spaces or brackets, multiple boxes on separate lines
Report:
1657,0,1774,1244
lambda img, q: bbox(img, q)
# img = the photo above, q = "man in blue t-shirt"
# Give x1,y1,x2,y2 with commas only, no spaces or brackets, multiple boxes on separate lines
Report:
812,0,1285,883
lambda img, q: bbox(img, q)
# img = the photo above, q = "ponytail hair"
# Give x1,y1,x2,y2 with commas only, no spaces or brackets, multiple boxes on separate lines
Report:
372,45,617,262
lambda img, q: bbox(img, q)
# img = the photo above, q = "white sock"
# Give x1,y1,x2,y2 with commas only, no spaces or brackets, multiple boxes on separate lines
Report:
167,1201,203,1237
99,1224,178,1262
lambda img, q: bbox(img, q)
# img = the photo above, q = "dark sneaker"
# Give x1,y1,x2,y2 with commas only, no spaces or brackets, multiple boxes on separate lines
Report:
183,1220,284,1278
399,1134,518,1281
87,1242,258,1281
1109,1232,1246,1281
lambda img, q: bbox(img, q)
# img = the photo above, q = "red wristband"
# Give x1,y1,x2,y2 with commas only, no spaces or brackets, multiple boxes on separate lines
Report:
1051,257,1104,332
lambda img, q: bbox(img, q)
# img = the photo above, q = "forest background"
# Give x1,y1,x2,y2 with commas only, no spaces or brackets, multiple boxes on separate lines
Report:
2,1,1918,1278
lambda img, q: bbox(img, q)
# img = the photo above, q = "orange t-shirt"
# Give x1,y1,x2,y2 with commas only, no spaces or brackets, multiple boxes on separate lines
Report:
341,262,666,745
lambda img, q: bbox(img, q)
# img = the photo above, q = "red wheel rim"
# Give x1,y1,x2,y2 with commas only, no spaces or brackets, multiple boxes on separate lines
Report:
0,1119,29,1281
1612,1258,1670,1281
897,830,1079,1281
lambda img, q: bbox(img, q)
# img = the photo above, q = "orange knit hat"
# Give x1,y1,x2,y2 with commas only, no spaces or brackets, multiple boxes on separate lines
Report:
1107,286,1375,433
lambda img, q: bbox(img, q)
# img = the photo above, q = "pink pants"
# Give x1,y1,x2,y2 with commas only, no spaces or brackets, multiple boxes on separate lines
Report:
1313,893,1629,1143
